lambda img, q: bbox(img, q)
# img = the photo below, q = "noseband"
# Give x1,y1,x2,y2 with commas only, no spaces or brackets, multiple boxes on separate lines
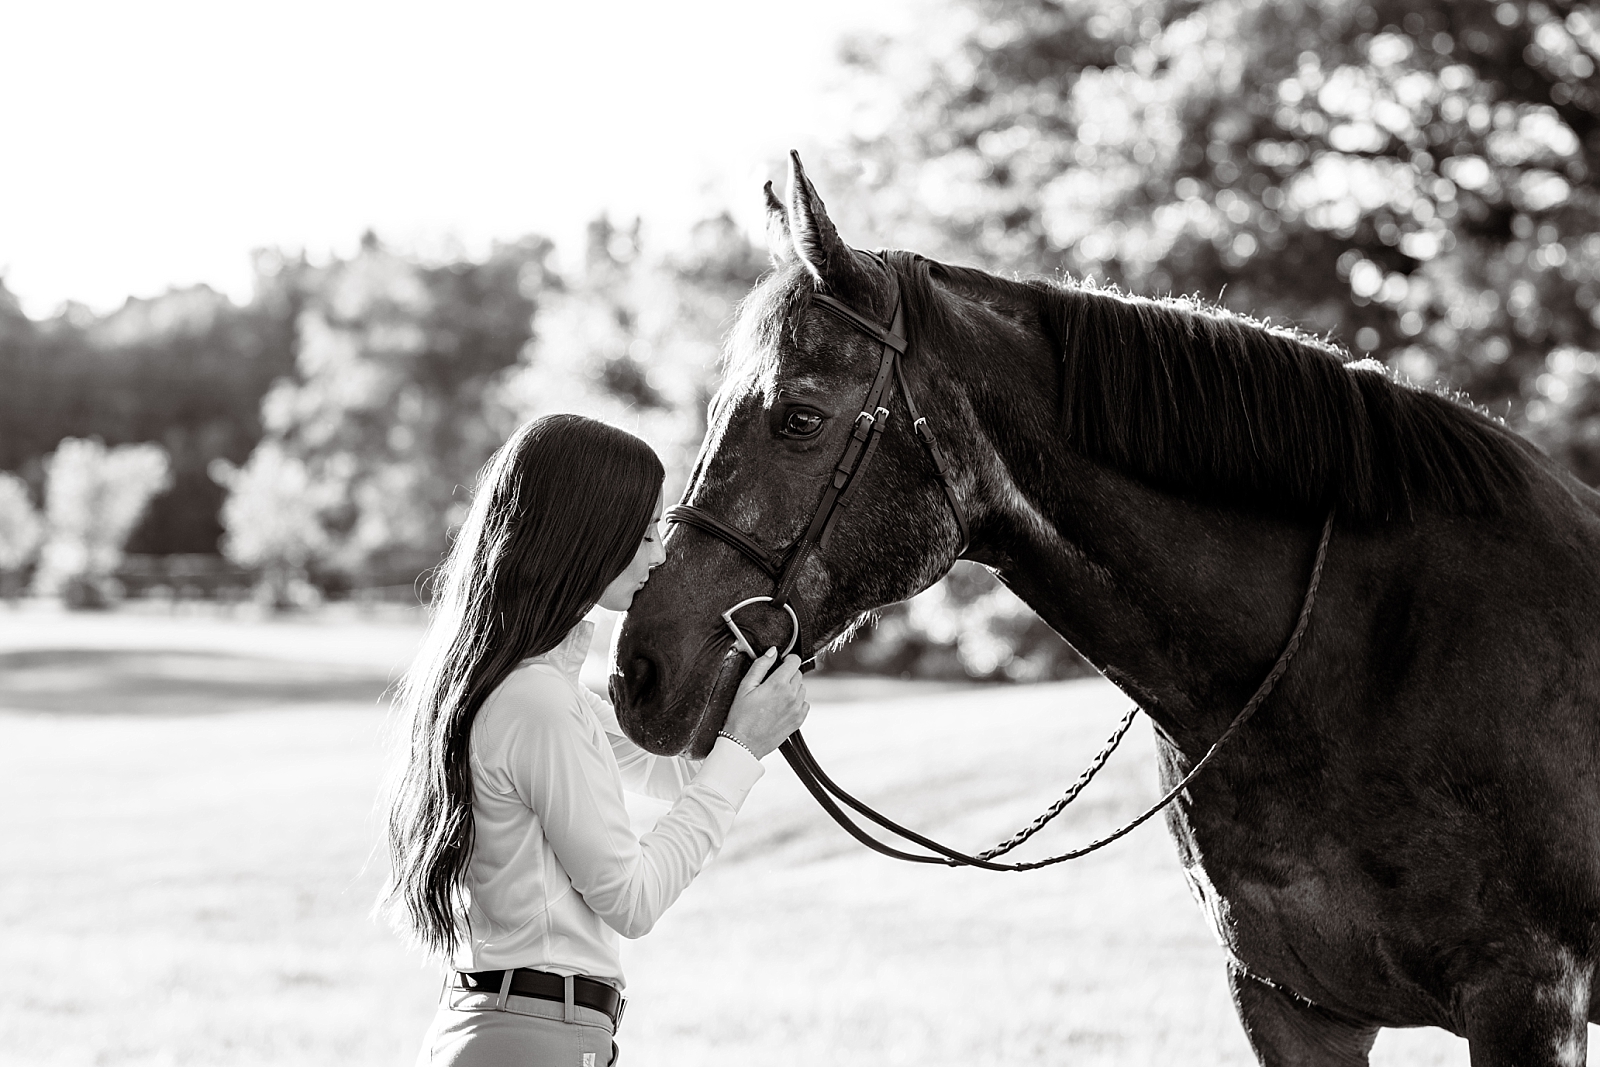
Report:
666,262,969,668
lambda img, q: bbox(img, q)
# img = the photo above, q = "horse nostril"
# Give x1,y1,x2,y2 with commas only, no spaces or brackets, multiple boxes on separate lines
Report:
624,654,658,708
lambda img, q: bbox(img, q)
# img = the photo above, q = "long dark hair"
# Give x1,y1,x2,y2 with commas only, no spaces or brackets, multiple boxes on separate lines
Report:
381,413,664,956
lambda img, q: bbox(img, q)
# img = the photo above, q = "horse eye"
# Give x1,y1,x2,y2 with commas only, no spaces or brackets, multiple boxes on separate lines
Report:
781,408,824,438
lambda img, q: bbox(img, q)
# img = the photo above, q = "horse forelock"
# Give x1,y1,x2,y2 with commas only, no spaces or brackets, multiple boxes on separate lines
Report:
719,265,811,400
882,253,1534,524
722,258,905,400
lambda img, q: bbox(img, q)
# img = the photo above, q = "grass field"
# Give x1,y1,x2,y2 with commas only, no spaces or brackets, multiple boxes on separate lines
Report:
0,602,1585,1065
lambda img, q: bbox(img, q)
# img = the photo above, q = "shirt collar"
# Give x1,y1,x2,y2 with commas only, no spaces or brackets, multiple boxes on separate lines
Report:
525,619,595,681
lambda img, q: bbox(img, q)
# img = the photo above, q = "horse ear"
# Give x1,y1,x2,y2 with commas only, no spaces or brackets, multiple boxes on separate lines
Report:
786,150,870,295
764,180,793,266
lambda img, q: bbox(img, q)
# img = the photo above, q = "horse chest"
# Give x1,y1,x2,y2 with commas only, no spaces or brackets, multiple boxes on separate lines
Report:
1168,807,1461,1029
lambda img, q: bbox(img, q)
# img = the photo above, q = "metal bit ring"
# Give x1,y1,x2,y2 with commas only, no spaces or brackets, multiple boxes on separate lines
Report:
720,596,800,660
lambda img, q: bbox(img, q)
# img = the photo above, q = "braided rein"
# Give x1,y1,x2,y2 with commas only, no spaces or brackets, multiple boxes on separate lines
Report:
964,508,1337,870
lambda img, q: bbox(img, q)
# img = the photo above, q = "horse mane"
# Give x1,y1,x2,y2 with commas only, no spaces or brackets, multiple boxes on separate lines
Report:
884,252,1532,523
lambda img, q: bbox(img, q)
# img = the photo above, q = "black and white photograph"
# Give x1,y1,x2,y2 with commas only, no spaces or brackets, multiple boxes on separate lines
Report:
2,1,1599,1064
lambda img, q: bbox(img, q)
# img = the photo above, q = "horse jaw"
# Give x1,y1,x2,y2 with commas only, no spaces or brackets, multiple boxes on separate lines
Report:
608,649,740,759
685,649,745,759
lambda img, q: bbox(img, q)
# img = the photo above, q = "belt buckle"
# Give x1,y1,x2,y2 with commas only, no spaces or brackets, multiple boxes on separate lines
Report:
615,994,627,1029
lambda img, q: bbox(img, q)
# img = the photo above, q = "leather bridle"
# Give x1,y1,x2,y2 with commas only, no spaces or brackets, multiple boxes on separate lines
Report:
666,260,969,671
665,258,1336,871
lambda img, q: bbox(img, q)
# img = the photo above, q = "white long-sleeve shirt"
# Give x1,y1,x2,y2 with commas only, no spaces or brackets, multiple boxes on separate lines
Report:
455,620,763,987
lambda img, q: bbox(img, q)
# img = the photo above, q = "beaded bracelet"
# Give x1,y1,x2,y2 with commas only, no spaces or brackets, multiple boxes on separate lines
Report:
716,730,758,759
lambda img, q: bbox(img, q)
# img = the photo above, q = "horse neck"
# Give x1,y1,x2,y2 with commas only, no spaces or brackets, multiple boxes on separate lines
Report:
937,288,1323,747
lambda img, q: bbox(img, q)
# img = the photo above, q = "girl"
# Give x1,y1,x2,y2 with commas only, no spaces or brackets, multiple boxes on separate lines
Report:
384,413,807,1065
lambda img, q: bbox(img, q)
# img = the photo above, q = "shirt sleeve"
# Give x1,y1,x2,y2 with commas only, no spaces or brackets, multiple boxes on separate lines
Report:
581,686,705,802
502,674,765,939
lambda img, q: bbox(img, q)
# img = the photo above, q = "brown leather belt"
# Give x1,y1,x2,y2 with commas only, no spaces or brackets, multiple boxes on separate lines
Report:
456,968,625,1027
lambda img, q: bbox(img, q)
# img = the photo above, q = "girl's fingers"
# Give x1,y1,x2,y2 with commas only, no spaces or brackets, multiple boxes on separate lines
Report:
737,648,779,693
771,654,803,683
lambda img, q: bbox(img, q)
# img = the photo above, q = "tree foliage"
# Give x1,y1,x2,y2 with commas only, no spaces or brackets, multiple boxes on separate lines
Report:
0,472,42,580
0,267,298,554
33,438,172,607
503,214,769,501
216,234,554,584
209,442,339,608
841,0,1600,483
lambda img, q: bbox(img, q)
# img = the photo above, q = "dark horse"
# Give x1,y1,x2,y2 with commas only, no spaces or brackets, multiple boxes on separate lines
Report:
610,154,1600,1065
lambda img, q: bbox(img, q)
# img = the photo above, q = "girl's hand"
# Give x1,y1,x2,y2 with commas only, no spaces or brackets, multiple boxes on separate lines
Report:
722,649,809,759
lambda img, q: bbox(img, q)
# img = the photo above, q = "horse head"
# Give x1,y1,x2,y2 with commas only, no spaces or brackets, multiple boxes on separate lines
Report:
609,153,976,756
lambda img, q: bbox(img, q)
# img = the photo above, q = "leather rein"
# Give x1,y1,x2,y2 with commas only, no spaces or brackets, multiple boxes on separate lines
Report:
667,262,1335,871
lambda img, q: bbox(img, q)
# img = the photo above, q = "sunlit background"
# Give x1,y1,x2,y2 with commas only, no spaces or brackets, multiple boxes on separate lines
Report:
3,0,1599,1064
0,0,915,314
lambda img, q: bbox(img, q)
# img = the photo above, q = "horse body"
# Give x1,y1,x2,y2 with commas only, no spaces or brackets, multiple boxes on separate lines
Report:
611,155,1600,1064
983,395,1600,1058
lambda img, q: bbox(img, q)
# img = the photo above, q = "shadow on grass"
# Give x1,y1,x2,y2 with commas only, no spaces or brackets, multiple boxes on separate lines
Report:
0,649,398,715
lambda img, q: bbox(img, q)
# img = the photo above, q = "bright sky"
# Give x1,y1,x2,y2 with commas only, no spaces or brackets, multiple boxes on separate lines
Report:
0,0,916,317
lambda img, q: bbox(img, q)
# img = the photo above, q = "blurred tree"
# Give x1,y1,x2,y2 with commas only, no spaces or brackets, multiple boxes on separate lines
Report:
209,442,337,609
0,266,300,554
33,438,171,608
218,234,553,587
0,471,43,599
841,0,1600,484
504,213,768,501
